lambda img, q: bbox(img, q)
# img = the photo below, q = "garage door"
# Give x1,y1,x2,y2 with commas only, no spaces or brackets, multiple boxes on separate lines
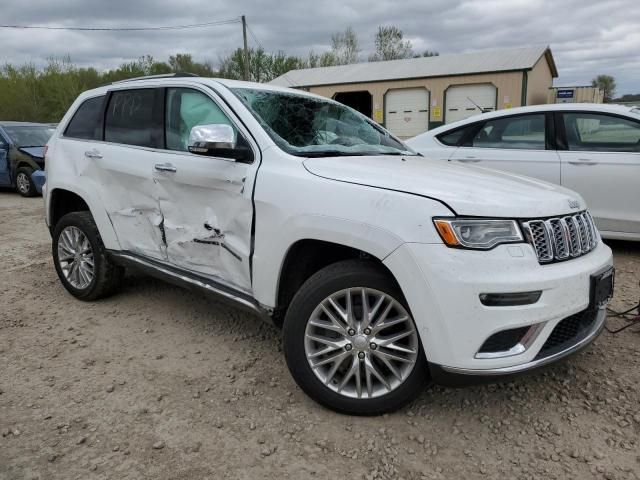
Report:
385,88,429,138
445,84,496,124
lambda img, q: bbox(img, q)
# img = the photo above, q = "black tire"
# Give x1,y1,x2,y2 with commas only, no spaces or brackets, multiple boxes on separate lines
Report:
15,167,36,197
283,259,429,415
52,211,124,301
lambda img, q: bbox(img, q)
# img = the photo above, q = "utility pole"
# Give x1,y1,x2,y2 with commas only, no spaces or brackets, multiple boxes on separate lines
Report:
241,15,249,81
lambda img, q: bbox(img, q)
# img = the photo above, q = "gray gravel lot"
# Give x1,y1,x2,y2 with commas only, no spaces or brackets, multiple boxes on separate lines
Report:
1,192,639,480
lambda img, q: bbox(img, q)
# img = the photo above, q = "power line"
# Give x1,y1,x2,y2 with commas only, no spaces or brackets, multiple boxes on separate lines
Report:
246,24,263,50
0,18,241,32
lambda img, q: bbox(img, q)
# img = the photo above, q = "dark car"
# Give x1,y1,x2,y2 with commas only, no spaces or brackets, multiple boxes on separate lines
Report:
0,122,56,196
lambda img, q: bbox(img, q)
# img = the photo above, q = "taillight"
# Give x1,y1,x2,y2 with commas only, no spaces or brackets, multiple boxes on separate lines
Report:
44,145,49,158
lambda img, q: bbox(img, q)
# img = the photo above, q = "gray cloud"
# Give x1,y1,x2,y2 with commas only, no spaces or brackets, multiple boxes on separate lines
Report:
1,0,638,93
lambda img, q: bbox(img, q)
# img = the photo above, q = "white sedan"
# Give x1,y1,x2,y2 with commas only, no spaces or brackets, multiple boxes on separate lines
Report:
407,103,640,241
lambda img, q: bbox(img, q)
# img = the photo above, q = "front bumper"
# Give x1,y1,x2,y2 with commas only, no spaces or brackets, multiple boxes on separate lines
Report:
429,307,606,386
384,240,613,374
31,170,46,194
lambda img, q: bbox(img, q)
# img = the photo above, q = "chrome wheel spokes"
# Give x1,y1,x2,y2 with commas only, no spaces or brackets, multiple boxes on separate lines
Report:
57,226,94,290
16,173,30,194
304,287,419,399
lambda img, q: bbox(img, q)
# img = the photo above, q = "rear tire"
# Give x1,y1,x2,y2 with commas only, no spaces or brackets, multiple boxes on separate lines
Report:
283,259,428,415
52,212,124,301
15,167,36,197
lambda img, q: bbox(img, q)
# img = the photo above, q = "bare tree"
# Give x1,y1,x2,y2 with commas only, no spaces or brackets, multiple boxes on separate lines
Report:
369,26,414,61
330,27,360,65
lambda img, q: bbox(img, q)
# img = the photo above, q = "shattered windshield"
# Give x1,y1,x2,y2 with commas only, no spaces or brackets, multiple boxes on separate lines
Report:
3,125,56,147
231,88,416,157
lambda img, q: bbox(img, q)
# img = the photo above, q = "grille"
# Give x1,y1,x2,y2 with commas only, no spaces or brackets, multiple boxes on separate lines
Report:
522,212,598,264
534,309,598,360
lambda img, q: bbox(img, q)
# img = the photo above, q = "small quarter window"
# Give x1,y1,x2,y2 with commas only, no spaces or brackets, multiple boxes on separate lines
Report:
436,128,468,146
65,96,105,140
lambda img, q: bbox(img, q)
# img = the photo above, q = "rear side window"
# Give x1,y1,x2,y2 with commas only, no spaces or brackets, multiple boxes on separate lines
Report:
563,113,640,152
471,114,546,150
65,96,105,140
105,89,157,147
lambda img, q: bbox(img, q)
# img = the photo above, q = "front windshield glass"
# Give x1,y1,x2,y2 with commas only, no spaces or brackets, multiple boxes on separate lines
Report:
231,88,416,157
4,125,56,147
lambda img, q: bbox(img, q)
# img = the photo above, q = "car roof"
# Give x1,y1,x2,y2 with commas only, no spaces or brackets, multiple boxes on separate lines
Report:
75,76,326,102
424,103,638,136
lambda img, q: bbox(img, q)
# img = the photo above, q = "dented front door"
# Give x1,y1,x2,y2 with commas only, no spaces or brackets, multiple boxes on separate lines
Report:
153,87,257,292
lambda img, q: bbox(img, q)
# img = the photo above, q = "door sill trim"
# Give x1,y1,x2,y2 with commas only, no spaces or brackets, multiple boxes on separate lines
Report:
107,250,273,323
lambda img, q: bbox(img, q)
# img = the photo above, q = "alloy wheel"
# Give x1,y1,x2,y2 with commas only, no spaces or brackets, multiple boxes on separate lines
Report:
304,287,419,399
57,226,95,289
16,172,30,194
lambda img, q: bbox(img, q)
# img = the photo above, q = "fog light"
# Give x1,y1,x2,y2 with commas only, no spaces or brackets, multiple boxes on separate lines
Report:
479,291,542,307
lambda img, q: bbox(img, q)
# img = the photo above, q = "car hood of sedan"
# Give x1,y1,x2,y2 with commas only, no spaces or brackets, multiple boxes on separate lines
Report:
303,155,586,218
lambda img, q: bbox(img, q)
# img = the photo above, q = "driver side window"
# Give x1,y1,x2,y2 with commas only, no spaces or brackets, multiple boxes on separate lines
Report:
165,88,237,152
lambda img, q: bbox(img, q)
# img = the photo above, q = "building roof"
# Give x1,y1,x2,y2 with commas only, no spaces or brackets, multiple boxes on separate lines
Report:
270,46,557,88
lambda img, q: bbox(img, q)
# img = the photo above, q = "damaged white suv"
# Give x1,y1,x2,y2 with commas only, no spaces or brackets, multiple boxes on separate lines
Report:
44,74,614,414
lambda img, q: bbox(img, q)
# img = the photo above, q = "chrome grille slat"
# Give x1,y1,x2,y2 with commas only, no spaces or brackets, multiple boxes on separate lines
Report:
523,211,598,264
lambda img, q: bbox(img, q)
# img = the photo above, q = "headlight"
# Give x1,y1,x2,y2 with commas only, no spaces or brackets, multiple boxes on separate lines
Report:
433,218,524,250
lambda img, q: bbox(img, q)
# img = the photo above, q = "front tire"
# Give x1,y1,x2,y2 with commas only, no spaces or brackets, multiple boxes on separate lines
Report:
52,212,124,301
283,260,428,415
15,167,36,197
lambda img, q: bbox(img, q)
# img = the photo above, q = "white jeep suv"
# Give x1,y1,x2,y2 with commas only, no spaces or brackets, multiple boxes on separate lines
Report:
44,74,614,414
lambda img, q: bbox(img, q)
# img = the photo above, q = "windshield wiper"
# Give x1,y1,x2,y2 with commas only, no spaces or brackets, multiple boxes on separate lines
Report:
297,151,372,158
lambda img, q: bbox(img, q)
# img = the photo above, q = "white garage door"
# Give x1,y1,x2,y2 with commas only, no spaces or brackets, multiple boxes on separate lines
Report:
385,88,429,138
445,84,497,124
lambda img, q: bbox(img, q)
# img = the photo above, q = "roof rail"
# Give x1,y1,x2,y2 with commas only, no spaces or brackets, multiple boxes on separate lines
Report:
111,72,199,84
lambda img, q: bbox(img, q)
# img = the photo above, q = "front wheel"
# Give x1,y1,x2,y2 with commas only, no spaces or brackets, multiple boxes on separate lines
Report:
15,167,36,197
283,260,428,415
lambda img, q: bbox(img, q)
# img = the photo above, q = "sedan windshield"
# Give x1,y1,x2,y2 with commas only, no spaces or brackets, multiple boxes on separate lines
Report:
231,88,416,157
3,125,55,147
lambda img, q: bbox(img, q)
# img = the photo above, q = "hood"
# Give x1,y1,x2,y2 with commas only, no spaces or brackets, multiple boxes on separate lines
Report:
18,146,45,160
303,155,586,218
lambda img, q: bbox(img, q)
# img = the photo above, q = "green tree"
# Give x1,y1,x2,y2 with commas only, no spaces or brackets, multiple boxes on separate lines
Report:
591,74,616,102
218,47,303,82
369,26,414,61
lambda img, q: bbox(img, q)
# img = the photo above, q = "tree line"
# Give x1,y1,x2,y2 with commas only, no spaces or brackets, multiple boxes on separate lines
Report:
0,25,436,123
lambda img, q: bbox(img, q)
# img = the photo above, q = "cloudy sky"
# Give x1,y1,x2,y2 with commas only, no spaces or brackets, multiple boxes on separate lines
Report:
1,0,639,94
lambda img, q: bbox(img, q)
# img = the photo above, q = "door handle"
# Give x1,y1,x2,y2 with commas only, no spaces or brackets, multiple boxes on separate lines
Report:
458,157,481,163
154,163,177,173
568,159,597,166
84,150,102,159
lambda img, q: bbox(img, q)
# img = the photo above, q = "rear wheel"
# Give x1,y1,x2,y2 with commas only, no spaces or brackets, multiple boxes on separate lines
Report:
52,212,124,301
283,260,428,415
15,167,36,197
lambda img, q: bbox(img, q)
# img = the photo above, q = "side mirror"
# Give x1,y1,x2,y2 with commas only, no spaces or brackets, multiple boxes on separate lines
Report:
188,124,252,162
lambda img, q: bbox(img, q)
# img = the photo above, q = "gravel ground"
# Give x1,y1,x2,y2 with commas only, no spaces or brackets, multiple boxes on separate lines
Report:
1,192,639,480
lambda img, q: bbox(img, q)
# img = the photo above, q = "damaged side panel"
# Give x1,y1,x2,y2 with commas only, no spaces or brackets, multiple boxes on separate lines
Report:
91,143,169,261
155,153,255,293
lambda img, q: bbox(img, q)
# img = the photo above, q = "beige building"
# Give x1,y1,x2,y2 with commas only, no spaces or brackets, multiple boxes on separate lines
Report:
548,86,604,104
271,46,558,138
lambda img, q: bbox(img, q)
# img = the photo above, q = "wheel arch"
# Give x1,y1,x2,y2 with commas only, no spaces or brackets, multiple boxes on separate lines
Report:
47,186,120,250
272,238,400,327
